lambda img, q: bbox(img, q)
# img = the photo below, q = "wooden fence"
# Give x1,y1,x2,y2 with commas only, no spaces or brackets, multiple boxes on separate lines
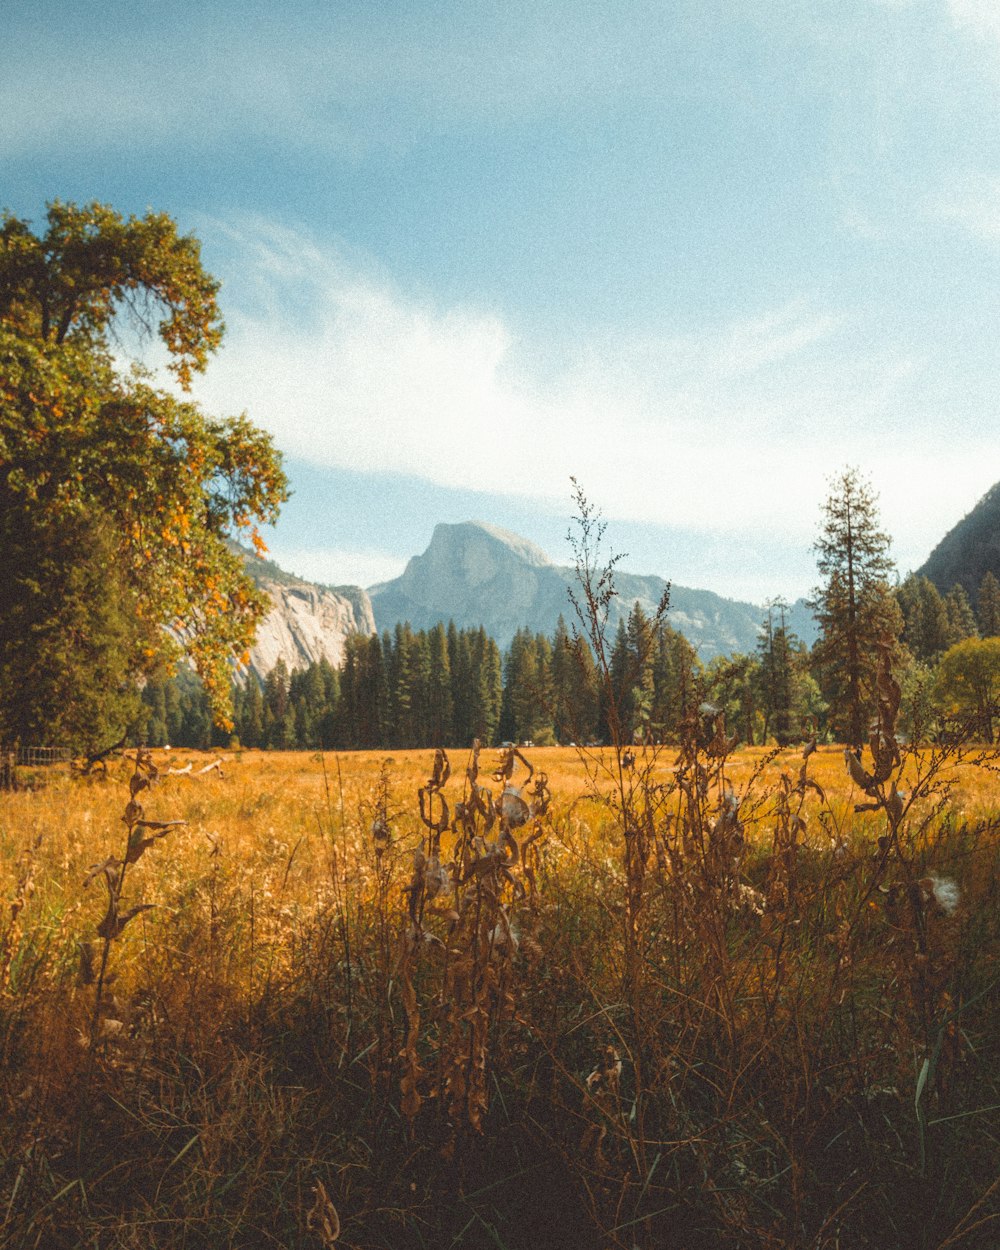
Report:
0,744,74,789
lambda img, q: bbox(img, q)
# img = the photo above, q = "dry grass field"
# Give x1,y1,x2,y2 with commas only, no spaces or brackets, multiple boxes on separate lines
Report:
2,737,1000,1248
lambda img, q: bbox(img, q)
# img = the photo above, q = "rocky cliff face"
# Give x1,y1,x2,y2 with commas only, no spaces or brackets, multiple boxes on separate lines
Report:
247,580,375,681
368,523,565,646
238,548,375,681
368,521,817,657
236,521,819,678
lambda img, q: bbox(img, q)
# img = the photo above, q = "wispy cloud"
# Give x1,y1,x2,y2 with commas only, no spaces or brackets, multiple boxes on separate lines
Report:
179,218,984,575
948,0,1000,43
0,3,693,162
927,172,1000,241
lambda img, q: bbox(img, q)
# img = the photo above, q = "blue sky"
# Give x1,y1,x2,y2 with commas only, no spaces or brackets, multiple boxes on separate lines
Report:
5,0,1000,602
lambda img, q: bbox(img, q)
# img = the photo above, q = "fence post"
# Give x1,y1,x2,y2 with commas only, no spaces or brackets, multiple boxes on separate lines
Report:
0,744,16,791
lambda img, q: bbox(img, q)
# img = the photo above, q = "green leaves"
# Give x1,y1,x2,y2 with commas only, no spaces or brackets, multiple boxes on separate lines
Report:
810,468,903,747
0,201,287,746
1,201,223,388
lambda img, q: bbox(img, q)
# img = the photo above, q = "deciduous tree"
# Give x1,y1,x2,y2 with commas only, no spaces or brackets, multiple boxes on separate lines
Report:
0,201,287,748
935,637,1000,742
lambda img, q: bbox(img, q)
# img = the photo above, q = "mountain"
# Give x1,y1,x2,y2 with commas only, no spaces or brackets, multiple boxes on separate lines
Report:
369,521,817,658
239,548,375,681
236,523,818,674
918,480,1000,603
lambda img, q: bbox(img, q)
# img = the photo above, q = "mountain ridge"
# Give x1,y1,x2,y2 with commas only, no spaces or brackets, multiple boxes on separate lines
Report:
367,521,818,657
917,481,1000,603
239,520,820,675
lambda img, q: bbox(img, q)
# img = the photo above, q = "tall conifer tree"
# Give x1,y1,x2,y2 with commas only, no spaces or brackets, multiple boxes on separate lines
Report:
978,571,1000,638
810,468,902,747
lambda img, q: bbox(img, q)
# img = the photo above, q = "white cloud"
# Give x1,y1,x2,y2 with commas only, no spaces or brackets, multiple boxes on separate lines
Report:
948,0,1000,42
177,218,1000,582
927,173,1000,241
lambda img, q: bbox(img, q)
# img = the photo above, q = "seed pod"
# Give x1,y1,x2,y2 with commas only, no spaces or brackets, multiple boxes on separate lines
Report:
499,786,530,829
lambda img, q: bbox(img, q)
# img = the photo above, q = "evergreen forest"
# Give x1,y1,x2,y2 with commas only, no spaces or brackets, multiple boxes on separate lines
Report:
140,564,1000,752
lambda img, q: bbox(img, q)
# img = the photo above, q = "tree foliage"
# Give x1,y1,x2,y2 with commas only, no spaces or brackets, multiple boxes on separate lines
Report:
934,637,1000,742
896,574,951,663
754,599,822,744
0,201,287,748
0,200,223,387
943,583,978,647
810,468,902,747
977,571,1000,638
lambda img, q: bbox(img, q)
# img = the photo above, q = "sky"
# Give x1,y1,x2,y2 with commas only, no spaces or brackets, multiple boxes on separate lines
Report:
4,0,1000,603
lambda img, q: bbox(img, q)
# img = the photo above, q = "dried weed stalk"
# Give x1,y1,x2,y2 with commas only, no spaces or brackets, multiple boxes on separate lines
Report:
0,831,42,998
80,748,185,1052
398,739,549,1147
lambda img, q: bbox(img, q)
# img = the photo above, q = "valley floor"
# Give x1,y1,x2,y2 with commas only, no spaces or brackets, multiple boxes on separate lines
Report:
2,743,1000,1248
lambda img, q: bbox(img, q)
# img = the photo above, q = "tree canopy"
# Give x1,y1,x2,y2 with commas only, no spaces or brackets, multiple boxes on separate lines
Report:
0,201,287,749
0,200,223,387
934,637,1000,742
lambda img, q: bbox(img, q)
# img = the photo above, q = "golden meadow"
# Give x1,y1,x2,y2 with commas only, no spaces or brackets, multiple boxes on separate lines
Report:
2,737,1000,1249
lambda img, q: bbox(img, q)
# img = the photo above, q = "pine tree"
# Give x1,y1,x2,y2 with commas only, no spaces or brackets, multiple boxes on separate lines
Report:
407,631,432,746
625,603,657,744
242,678,265,748
336,640,363,748
978,572,1000,638
165,677,184,746
141,674,169,748
896,574,950,662
364,635,389,747
425,623,454,746
387,623,412,747
263,658,290,747
757,599,801,744
810,468,902,747
263,659,294,749
312,658,340,748
447,622,473,747
650,623,699,742
470,630,503,745
551,615,599,744
499,628,536,744
531,632,555,745
601,619,631,745
290,664,329,748
945,584,979,648
706,653,759,745
171,667,213,748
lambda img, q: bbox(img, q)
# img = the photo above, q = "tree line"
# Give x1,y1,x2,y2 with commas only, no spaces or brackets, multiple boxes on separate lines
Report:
141,615,700,751
141,470,1000,753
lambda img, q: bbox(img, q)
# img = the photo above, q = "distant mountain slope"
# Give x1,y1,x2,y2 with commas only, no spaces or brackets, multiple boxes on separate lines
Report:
369,521,817,657
238,547,375,680
918,481,1000,602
